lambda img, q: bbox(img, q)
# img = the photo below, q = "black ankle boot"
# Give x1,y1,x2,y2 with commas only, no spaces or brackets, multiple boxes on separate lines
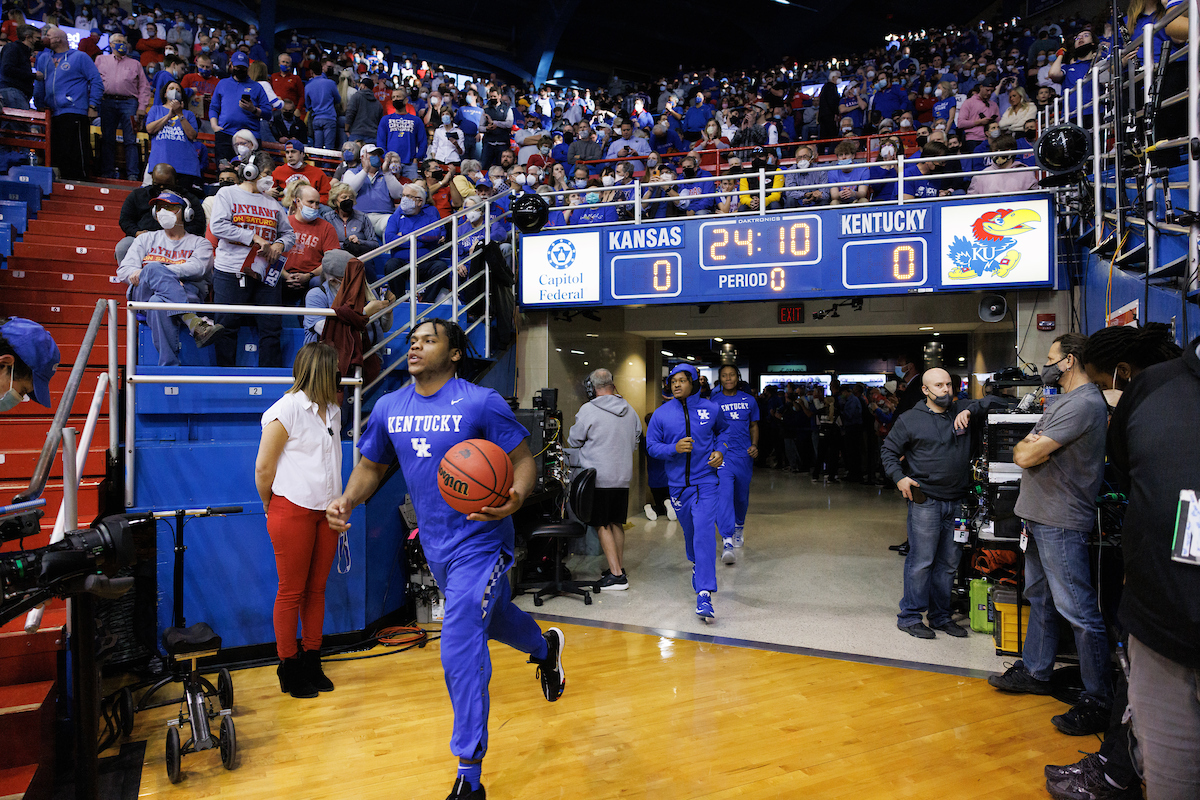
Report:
301,648,334,692
277,655,318,698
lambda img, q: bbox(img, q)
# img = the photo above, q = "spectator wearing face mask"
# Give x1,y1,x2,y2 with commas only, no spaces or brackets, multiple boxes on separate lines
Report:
209,52,272,164
282,183,342,303
566,124,601,168
968,136,1038,194
145,79,202,193
135,22,168,66
514,115,545,164
383,183,449,300
674,155,714,215
429,109,465,165
738,148,783,212
565,178,618,226
870,73,912,122
321,181,379,259
839,80,867,133
342,144,405,237
377,87,427,180
343,76,381,144
116,162,207,263
867,137,903,202
270,97,307,143
783,145,829,208
681,91,714,142
305,59,343,151
931,81,957,132
204,162,240,220
302,250,393,347
208,150,297,368
827,140,870,205
117,189,219,366
420,159,455,217
1048,29,1099,125
271,53,305,118
605,120,651,173
901,141,949,200
96,33,152,181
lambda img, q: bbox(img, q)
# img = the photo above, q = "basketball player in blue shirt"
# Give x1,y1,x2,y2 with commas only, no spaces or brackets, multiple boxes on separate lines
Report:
646,364,728,622
714,365,759,562
326,319,565,800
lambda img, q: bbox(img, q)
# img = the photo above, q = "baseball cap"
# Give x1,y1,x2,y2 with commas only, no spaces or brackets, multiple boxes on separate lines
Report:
282,138,304,154
360,144,382,157
151,189,187,207
230,51,250,68
321,249,353,280
0,317,60,407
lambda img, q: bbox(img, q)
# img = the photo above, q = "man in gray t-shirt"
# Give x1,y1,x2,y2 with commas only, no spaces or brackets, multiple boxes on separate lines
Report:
988,333,1113,737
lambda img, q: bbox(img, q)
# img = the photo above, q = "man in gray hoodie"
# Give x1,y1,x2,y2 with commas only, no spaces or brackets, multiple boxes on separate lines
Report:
568,368,641,591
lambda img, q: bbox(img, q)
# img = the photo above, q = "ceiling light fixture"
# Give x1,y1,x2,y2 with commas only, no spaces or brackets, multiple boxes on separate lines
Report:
826,344,835,354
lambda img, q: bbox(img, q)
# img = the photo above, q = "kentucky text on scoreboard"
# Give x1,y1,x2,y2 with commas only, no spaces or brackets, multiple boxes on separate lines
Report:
519,195,1056,307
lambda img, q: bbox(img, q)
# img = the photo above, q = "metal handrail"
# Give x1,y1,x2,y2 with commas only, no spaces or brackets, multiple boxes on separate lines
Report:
13,299,111,504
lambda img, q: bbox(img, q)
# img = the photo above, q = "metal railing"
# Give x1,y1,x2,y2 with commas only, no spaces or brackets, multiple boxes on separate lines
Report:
12,298,119,505
533,146,1048,228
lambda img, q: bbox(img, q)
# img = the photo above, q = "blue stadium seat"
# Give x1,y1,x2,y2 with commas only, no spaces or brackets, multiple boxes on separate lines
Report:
0,200,28,234
0,179,41,214
7,165,53,196
0,222,12,257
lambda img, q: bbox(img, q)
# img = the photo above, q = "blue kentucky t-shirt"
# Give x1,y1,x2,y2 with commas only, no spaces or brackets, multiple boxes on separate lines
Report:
357,377,530,565
714,389,759,456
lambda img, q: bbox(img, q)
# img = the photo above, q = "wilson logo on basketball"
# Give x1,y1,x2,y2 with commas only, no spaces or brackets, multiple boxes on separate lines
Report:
438,465,469,498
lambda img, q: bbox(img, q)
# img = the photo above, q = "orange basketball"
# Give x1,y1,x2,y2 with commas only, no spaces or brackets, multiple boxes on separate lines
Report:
437,439,514,515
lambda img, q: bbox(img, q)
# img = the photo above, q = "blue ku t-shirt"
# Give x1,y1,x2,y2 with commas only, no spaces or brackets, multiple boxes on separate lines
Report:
715,389,759,457
357,377,530,565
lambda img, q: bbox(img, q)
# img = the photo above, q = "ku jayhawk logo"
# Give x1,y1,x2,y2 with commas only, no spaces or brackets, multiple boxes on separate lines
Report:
947,207,1041,280
411,438,432,458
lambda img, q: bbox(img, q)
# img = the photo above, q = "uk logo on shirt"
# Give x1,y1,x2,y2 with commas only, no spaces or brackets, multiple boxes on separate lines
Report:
698,409,710,420
412,438,432,458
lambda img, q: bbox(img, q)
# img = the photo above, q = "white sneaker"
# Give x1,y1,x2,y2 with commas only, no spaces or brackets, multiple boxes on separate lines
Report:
721,539,736,565
666,503,677,521
732,526,744,548
644,503,658,521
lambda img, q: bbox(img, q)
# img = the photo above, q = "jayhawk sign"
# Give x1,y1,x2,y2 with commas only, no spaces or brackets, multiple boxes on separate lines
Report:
939,200,1051,287
946,207,1042,280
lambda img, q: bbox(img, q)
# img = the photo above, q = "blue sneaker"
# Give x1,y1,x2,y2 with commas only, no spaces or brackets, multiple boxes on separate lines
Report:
732,526,744,548
696,592,715,623
721,539,736,565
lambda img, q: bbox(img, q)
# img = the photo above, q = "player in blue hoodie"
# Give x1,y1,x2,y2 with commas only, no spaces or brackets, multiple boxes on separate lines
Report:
714,365,759,561
646,363,728,622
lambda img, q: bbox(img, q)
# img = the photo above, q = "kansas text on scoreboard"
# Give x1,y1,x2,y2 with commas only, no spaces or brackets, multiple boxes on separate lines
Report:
518,195,1056,307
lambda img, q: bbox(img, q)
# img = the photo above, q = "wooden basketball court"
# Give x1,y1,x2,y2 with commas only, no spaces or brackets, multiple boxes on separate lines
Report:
117,621,1090,799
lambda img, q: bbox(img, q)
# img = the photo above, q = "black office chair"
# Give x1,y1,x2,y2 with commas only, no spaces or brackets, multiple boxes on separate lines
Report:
522,468,597,606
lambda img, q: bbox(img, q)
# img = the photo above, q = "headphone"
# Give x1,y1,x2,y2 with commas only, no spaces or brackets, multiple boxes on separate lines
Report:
239,158,261,183
179,203,194,223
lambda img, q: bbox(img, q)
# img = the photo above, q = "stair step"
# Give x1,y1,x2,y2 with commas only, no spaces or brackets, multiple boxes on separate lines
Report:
25,219,124,242
0,681,57,774
5,257,122,277
0,304,110,326
37,199,121,220
42,324,123,368
0,286,126,308
0,763,51,800
0,416,92,448
55,182,131,202
0,481,103,529
12,241,115,264
0,269,125,297
0,609,65,686
0,446,107,482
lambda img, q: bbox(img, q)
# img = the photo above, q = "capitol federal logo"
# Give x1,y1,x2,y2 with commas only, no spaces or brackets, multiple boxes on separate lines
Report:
547,238,577,270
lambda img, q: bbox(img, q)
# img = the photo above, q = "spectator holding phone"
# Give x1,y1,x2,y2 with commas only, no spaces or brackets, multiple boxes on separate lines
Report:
430,110,465,165
956,78,999,148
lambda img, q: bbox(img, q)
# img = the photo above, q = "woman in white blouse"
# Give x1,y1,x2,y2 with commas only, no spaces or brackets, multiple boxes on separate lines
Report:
255,342,343,699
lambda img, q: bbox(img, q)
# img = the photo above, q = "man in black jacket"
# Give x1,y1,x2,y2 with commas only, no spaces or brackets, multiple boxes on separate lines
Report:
1108,337,1200,799
0,25,39,109
882,367,1001,639
115,163,206,264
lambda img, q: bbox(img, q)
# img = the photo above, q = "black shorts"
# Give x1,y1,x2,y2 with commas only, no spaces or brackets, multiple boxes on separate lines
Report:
587,488,629,528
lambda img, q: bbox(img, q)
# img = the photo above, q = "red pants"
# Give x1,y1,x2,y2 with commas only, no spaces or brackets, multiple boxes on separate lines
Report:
266,495,337,660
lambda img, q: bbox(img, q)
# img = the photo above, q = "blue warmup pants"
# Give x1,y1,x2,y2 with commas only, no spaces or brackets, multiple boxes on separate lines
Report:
428,548,546,761
717,453,753,539
671,484,719,593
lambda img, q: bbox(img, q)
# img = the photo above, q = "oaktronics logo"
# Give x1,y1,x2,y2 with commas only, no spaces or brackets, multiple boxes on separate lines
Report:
546,238,577,270
946,207,1042,280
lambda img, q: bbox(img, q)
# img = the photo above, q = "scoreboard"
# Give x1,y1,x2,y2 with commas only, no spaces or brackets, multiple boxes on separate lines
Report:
519,195,1056,308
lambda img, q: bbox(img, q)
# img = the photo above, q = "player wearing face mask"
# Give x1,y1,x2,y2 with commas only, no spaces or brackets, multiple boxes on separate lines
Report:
208,151,297,368
881,368,1006,640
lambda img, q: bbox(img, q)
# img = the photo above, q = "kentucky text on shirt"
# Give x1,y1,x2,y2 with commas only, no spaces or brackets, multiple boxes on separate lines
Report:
386,414,465,434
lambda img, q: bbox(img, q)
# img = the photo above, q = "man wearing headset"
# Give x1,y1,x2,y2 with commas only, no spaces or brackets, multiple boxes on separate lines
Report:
646,363,728,623
209,151,296,368
117,190,219,366
714,364,758,563
567,368,642,591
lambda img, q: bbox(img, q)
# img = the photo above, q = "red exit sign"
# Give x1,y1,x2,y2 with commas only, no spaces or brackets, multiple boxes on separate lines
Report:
778,302,805,324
